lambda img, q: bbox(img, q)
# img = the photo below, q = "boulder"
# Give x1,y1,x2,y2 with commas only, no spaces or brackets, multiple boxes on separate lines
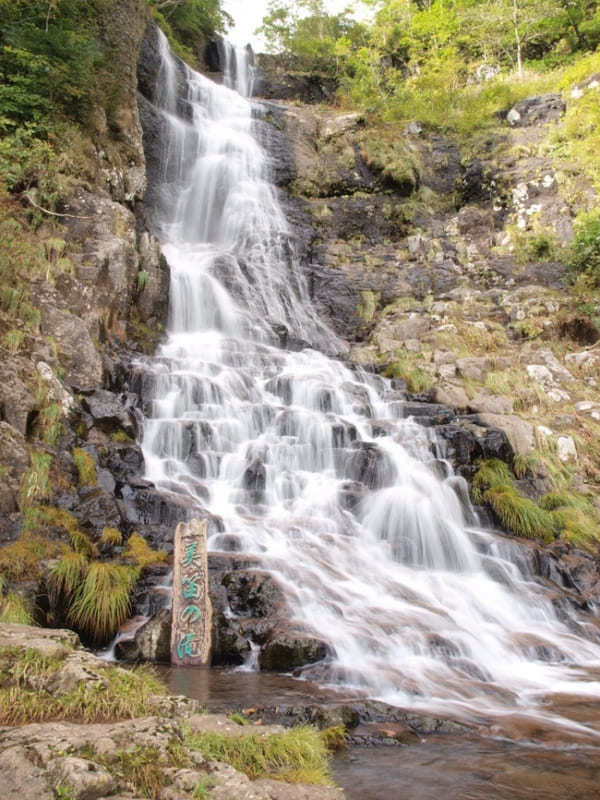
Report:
116,608,172,662
0,422,29,514
476,413,534,456
82,389,137,437
259,628,331,671
506,94,566,126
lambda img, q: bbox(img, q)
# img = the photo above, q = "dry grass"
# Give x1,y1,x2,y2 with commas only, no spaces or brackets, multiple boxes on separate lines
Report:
123,533,168,569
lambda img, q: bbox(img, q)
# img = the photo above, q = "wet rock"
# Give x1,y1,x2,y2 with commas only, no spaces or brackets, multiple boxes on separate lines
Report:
342,441,396,489
222,571,285,619
82,389,137,437
259,629,331,671
116,608,171,662
75,486,123,535
401,403,456,426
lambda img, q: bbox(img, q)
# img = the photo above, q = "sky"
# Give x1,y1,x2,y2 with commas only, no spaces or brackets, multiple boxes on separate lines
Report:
222,0,369,48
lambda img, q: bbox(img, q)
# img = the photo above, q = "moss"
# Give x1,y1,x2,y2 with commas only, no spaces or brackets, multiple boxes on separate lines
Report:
356,290,380,323
382,350,432,395
472,459,557,543
72,448,98,487
111,429,132,443
40,403,63,447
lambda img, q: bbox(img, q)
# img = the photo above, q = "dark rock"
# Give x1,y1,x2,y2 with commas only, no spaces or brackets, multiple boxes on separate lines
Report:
401,403,456,426
222,570,285,618
82,390,136,437
506,94,566,126
341,441,396,490
116,608,171,662
74,486,122,534
259,628,331,671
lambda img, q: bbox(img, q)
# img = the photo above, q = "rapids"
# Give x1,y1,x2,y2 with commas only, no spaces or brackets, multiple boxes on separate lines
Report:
139,30,600,736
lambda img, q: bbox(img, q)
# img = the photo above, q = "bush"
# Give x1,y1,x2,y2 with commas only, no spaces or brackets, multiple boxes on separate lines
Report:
568,211,600,287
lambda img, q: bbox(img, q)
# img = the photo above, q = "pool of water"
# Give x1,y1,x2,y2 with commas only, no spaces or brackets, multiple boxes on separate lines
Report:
161,667,600,798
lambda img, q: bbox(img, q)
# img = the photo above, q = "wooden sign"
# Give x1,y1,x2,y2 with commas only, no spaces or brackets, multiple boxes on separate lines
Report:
170,518,212,666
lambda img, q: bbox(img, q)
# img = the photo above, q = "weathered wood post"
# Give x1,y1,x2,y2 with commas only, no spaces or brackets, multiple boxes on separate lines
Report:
170,518,212,666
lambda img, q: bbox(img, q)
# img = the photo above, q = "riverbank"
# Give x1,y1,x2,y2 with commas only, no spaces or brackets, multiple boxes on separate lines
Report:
0,623,343,799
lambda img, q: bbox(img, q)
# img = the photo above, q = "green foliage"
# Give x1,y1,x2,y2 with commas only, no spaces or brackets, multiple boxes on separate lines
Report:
0,0,107,134
72,448,98,487
228,711,249,726
0,646,165,725
472,459,556,542
66,561,140,644
382,350,432,394
111,430,133,443
137,269,149,292
148,0,231,65
186,726,333,785
47,551,89,605
568,211,600,287
258,0,366,74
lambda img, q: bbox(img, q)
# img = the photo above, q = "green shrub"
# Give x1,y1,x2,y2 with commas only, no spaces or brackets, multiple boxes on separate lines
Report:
568,211,600,287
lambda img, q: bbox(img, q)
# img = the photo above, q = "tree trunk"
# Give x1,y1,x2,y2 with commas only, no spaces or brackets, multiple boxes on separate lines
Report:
513,0,523,78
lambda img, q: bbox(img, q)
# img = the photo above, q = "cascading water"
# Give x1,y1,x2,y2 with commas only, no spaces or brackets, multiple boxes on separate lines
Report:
140,30,600,736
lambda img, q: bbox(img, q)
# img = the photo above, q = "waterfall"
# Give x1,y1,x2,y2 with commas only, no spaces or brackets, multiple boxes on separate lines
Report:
140,29,600,734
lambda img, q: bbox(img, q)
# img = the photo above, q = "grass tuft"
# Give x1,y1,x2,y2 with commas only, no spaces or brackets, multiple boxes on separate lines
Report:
186,726,333,785
67,562,139,644
123,533,168,569
0,593,34,625
72,448,97,487
47,551,89,605
100,527,123,547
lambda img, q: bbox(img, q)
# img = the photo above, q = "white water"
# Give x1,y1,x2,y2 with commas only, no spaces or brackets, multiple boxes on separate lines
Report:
140,31,600,733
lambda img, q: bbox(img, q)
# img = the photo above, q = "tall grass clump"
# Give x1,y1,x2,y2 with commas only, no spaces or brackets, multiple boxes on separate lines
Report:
472,459,555,542
67,562,139,644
